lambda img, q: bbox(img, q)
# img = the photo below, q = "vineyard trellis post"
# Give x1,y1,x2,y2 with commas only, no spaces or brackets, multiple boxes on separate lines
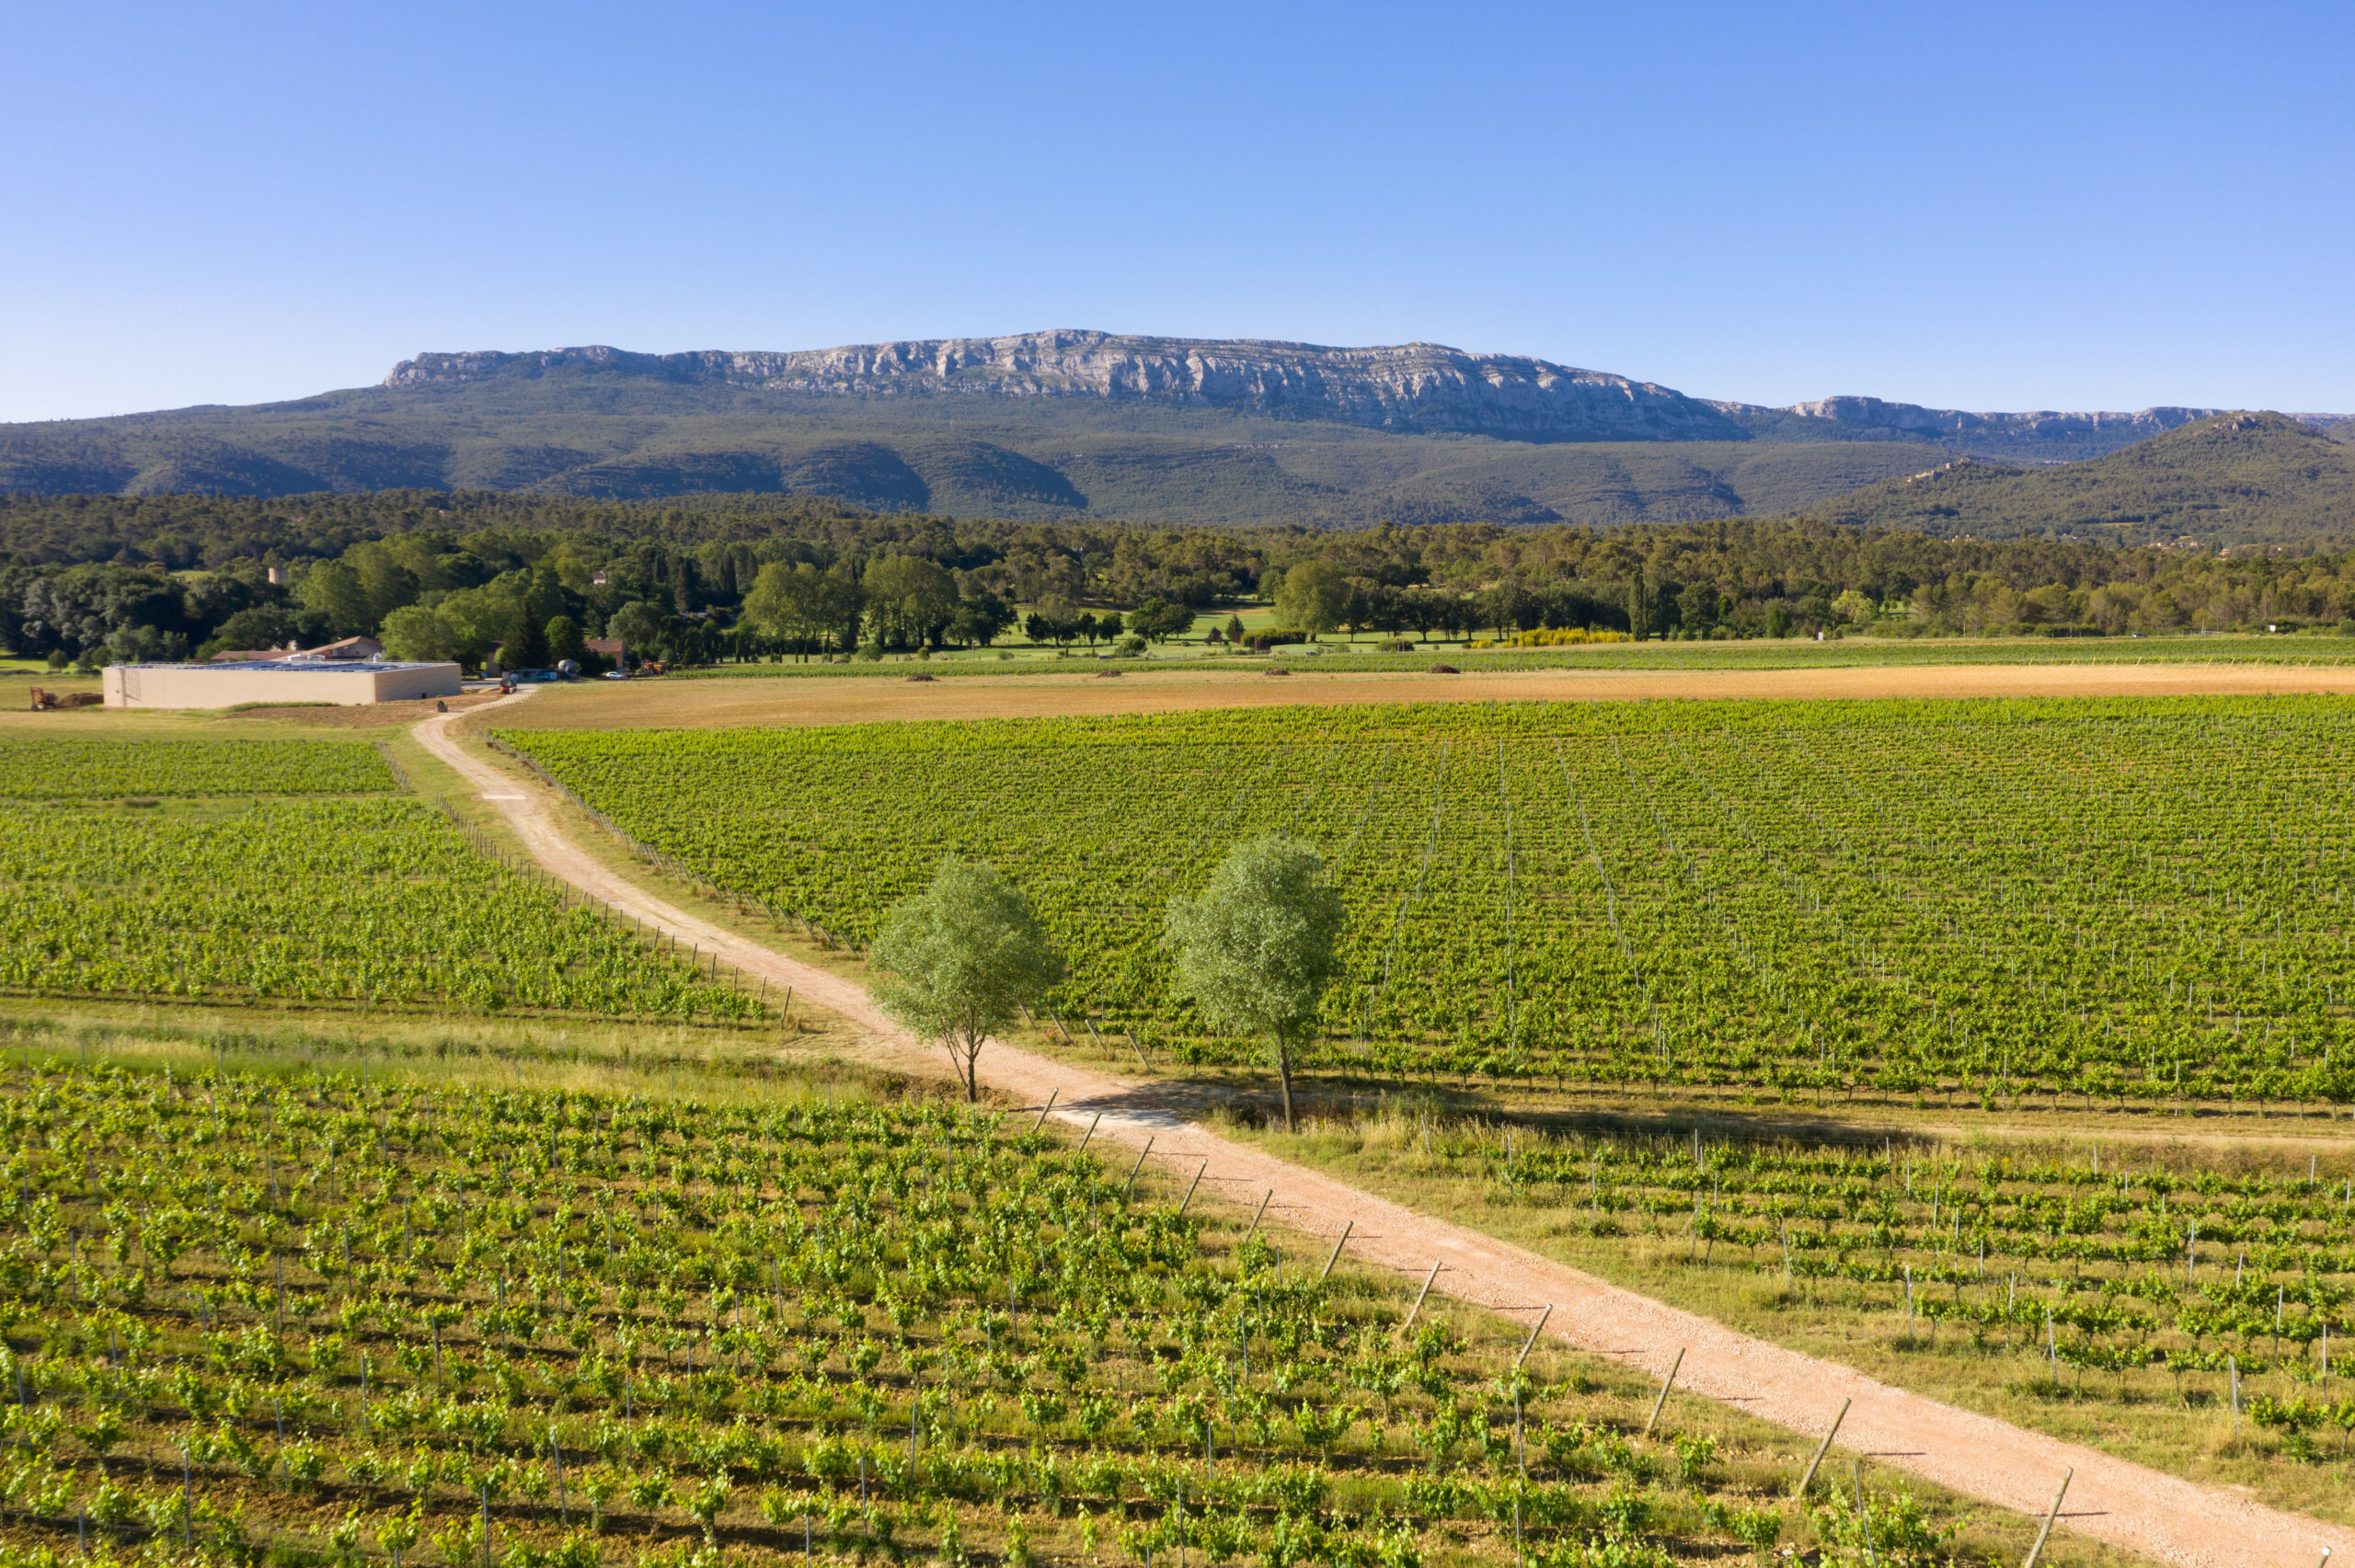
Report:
1179,1160,1207,1216
1400,1260,1442,1335
1642,1347,1684,1436
2021,1468,2073,1568
1850,1460,1879,1565
1515,1302,1552,1367
1322,1221,1353,1280
1792,1398,1849,1499
1121,1138,1155,1204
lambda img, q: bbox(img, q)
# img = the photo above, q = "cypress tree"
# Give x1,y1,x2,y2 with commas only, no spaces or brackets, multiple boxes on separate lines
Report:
1626,568,1653,641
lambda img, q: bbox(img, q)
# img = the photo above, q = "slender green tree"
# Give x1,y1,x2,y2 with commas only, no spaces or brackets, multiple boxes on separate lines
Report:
1626,569,1654,642
870,856,1061,1102
1164,837,1345,1131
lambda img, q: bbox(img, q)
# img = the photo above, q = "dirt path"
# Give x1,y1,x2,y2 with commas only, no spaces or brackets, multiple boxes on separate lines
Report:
416,694,2349,1568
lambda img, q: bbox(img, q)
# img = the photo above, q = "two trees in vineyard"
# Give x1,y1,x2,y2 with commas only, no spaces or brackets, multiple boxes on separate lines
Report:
871,838,1344,1125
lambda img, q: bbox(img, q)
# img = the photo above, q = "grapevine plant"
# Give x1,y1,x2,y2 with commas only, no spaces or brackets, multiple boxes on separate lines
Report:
0,1061,1882,1567
1421,1115,2355,1446
0,737,756,1022
506,694,2355,1107
0,738,399,800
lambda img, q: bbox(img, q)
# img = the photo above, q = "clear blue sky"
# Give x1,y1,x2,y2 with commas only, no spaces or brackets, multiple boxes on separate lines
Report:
4,1,2350,423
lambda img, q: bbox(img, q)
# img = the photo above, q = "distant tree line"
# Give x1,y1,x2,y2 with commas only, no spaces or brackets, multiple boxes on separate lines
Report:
6,489,2353,669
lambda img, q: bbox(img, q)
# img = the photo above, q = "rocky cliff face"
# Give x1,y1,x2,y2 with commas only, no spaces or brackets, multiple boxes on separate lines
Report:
384,331,1752,441
385,331,2266,453
1758,395,2221,447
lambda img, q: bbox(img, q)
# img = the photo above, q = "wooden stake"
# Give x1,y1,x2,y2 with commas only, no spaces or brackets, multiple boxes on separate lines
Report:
1793,1397,1850,1499
1400,1260,1442,1334
1178,1161,1207,1216
1320,1221,1353,1279
1642,1347,1684,1436
1515,1303,1553,1368
1244,1188,1273,1242
1029,1089,1059,1134
1077,1112,1101,1153
1121,1137,1155,1201
2020,1468,2071,1568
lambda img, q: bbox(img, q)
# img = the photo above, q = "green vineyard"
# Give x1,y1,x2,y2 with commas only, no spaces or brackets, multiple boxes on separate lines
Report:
0,739,398,800
1379,1114,2355,1444
0,1060,1977,1568
505,694,2355,1104
0,796,757,1021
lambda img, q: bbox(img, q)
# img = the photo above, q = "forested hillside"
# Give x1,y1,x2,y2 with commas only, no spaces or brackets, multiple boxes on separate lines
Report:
9,488,2350,672
0,392,1954,530
1807,413,2355,546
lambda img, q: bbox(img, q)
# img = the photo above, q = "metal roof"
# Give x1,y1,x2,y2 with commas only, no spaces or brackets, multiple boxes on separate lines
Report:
110,660,461,673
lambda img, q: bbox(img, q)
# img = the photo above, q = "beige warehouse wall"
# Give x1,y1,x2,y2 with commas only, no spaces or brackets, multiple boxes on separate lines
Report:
104,663,462,709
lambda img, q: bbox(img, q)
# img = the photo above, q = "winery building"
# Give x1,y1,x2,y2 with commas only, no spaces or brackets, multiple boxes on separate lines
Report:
103,659,464,709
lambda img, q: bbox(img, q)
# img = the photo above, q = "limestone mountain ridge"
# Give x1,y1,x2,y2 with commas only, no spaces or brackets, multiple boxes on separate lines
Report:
380,329,2236,454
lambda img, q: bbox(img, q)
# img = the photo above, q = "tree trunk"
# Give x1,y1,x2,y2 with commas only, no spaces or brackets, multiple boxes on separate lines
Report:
949,1034,979,1102
1275,1038,1296,1132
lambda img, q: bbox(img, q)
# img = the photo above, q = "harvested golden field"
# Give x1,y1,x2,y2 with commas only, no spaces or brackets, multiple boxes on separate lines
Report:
500,658,2355,729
